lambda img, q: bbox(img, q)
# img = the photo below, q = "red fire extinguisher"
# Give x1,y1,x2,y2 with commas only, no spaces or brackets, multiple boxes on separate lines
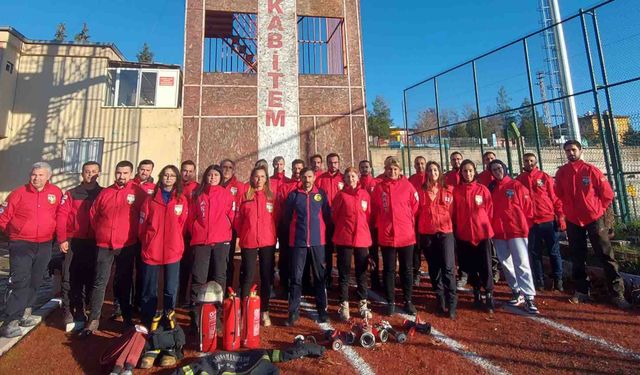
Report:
199,302,217,352
223,287,241,351
242,284,261,349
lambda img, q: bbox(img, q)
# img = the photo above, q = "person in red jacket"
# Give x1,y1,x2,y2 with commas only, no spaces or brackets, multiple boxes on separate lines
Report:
138,165,188,329
452,159,495,313
516,153,565,291
276,159,304,297
444,151,463,187
57,161,103,327
477,151,496,187
188,164,235,306
555,140,629,309
488,160,539,314
310,154,324,179
82,160,147,335
235,166,278,327
417,161,457,320
133,159,156,195
0,162,62,338
315,153,344,290
178,160,199,306
359,159,381,290
270,156,289,195
371,157,419,316
409,156,427,286
220,159,247,291
332,167,373,321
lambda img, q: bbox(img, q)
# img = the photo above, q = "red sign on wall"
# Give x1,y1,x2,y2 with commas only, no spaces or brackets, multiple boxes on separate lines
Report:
159,77,175,86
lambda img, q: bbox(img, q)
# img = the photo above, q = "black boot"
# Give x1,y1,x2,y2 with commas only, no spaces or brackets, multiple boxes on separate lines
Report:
448,294,457,320
473,288,482,309
485,292,495,314
435,294,446,315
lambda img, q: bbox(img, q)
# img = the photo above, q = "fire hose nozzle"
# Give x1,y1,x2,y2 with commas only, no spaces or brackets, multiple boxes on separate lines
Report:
359,331,376,348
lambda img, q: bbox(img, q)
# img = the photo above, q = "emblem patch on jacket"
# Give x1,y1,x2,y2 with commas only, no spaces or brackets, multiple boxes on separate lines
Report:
60,194,67,205
139,212,145,224
48,194,57,204
147,189,154,195
361,200,368,211
382,192,389,211
536,179,544,187
475,195,483,205
338,182,344,190
582,176,591,186
200,200,207,218
174,204,183,215
127,194,135,205
230,186,238,196
266,202,274,213
506,189,515,198
444,195,452,204
314,194,322,202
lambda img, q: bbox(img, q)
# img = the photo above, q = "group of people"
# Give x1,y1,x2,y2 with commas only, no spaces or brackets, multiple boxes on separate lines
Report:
0,139,631,339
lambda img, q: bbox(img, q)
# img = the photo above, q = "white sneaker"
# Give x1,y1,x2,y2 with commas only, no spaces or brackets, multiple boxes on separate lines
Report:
508,290,525,306
261,312,271,327
358,300,372,319
338,301,350,321
524,298,540,314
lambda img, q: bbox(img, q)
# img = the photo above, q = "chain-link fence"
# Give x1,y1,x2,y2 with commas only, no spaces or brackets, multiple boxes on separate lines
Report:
403,0,640,223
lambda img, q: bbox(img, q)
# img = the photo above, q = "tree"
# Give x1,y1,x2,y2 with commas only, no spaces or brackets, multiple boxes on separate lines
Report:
414,108,437,131
54,23,66,42
367,96,393,145
74,23,90,43
518,98,551,146
137,42,154,63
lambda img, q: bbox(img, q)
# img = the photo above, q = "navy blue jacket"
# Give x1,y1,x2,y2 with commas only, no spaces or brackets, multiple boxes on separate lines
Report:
284,186,331,247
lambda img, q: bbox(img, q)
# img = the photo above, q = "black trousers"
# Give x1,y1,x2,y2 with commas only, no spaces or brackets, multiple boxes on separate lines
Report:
178,235,193,305
191,243,230,303
421,233,456,299
226,231,238,291
239,247,276,312
61,238,97,317
324,226,335,288
140,261,180,327
566,217,624,296
3,241,52,321
457,239,493,292
277,229,290,293
88,245,136,321
369,229,380,282
288,246,327,316
133,247,143,309
413,229,423,278
381,245,414,304
336,246,369,302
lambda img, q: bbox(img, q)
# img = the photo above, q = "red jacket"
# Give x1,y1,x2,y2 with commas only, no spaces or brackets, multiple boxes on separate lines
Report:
444,170,460,187
314,170,324,179
188,185,235,245
490,177,533,240
182,180,200,201
417,186,454,235
235,190,277,249
222,176,247,222
371,176,419,248
133,176,156,196
315,171,344,206
331,186,372,248
56,183,103,242
555,160,614,226
359,174,379,194
90,181,147,249
0,182,62,243
270,173,289,197
477,170,495,187
452,182,494,245
408,172,426,192
516,167,563,224
139,192,189,265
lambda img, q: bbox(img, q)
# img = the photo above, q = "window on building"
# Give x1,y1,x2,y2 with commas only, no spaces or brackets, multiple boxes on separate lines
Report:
64,138,104,173
204,11,257,73
298,16,345,75
104,67,180,108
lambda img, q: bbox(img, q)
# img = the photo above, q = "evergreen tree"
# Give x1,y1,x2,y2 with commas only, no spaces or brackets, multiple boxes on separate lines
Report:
137,42,154,63
367,96,393,145
74,23,90,43
54,23,66,42
518,98,551,146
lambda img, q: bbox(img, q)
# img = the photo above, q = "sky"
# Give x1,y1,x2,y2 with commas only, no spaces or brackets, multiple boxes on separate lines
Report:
0,0,629,126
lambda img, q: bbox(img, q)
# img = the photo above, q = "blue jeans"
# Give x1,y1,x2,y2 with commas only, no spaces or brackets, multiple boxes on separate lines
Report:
528,220,563,284
140,261,180,327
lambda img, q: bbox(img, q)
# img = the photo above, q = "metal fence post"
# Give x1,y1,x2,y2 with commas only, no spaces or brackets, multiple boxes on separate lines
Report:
523,38,544,171
434,77,444,168
403,91,410,176
591,9,630,222
472,60,485,162
579,9,619,218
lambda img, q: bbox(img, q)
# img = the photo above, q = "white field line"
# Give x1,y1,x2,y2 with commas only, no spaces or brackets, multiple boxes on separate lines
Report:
502,304,640,362
299,300,375,375
366,290,510,375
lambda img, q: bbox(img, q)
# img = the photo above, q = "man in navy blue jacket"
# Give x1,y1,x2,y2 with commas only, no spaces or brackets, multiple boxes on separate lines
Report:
283,167,331,326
